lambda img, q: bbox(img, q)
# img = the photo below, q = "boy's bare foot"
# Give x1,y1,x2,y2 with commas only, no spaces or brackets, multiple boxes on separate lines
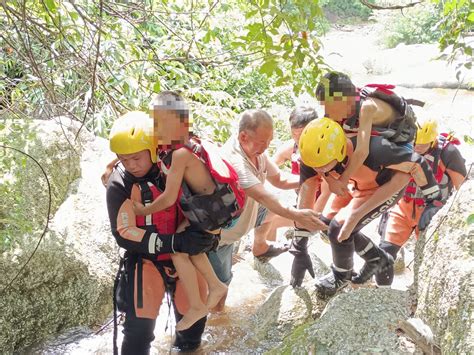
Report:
210,290,228,313
176,306,208,331
206,282,228,309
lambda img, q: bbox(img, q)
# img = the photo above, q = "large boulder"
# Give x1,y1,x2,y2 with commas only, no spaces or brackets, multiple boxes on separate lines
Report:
272,288,411,354
249,251,330,351
0,118,116,353
414,167,474,353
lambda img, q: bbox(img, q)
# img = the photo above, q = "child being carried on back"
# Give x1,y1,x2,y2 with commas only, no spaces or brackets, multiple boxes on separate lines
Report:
134,91,228,331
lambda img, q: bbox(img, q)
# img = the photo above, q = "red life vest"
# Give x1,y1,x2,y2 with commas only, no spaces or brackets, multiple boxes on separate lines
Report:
160,137,246,231
135,180,184,261
403,134,459,205
290,143,300,175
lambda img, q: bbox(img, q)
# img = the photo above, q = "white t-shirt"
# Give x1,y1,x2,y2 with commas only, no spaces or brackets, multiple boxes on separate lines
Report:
219,136,279,245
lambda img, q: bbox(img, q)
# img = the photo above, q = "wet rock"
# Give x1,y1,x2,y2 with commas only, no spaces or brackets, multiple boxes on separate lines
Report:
272,288,411,354
250,251,330,351
0,118,116,352
414,168,474,354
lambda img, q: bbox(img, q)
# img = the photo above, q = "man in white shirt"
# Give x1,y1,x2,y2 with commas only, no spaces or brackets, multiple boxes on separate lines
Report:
208,109,327,310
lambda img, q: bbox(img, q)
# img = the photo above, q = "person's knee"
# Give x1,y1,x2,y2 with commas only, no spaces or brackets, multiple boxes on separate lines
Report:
328,219,352,244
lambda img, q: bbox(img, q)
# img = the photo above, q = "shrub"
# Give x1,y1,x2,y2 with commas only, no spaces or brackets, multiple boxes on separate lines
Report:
382,4,443,48
321,0,374,23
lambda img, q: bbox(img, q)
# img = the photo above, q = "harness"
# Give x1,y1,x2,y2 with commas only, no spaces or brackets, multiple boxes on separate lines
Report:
136,179,183,261
112,170,184,354
403,134,455,206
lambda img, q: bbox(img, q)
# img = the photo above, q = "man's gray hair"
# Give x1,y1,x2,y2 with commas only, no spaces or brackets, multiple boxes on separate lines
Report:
238,109,273,133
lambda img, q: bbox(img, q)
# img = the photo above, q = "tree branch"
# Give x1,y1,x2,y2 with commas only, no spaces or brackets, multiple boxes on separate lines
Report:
359,0,424,10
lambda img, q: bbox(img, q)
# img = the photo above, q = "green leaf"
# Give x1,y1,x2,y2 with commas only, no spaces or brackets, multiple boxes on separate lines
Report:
275,76,289,86
280,34,291,44
153,81,161,93
44,0,57,13
259,59,278,76
467,214,474,225
203,30,212,44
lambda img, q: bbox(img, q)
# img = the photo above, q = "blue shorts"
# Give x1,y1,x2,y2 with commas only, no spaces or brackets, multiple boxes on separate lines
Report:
255,205,268,228
209,206,268,285
207,244,234,285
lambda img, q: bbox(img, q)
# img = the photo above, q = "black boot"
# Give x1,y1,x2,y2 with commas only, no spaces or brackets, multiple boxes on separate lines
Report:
315,266,352,297
352,247,394,284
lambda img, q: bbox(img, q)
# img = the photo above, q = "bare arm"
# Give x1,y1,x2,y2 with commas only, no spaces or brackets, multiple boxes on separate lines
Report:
267,171,299,190
339,103,374,183
246,183,300,220
246,183,327,231
272,141,293,166
297,176,320,210
101,157,119,187
134,150,188,215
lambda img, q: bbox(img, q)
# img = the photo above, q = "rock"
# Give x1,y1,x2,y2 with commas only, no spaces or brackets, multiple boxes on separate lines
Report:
250,252,330,351
272,288,411,354
413,167,474,354
0,118,117,352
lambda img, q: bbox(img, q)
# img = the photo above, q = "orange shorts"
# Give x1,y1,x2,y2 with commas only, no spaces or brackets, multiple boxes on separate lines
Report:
134,258,208,319
385,199,424,247
323,188,378,225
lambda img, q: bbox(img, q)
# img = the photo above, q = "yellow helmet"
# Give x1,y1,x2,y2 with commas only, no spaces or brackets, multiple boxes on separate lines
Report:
109,111,157,163
299,117,347,168
415,119,438,145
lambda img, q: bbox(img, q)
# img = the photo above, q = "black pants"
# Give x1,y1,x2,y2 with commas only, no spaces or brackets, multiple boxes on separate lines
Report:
324,190,404,272
120,255,206,355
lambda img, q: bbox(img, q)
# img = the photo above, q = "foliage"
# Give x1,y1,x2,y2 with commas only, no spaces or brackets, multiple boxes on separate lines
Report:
432,0,474,72
0,121,42,252
0,119,80,253
320,0,374,23
382,3,443,48
0,0,330,248
0,0,328,139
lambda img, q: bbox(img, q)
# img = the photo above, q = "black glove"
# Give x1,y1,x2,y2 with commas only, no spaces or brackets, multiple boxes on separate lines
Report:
418,200,443,231
289,234,315,288
155,227,216,256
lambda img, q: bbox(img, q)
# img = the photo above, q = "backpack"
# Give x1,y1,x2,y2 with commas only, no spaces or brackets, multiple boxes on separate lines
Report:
160,137,246,231
345,84,425,144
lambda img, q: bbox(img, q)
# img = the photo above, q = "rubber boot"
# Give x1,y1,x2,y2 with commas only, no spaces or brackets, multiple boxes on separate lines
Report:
375,241,400,286
315,265,352,297
352,247,394,284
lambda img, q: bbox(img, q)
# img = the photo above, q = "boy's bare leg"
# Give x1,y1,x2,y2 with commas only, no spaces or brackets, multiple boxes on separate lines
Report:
190,253,228,309
253,211,292,257
171,253,209,331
